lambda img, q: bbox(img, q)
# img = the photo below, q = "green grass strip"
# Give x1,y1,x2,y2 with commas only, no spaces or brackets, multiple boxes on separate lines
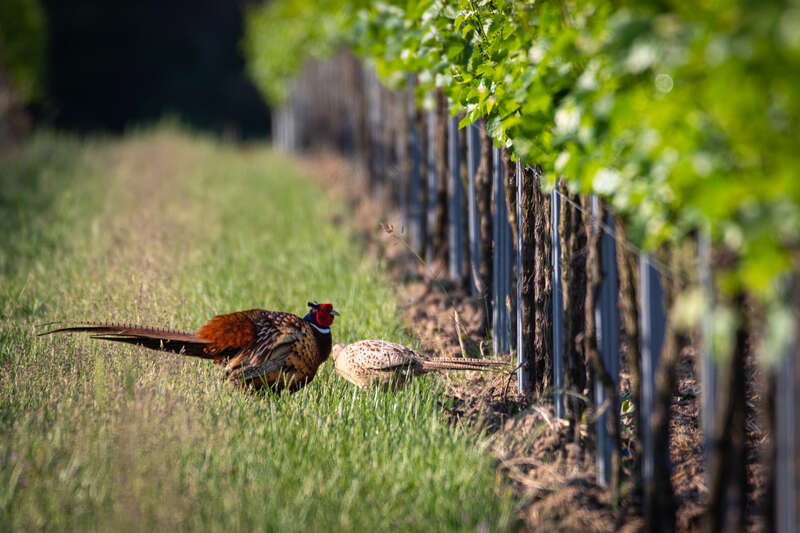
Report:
0,127,516,532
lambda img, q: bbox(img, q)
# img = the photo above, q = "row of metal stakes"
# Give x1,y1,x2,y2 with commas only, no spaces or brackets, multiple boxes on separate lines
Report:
272,75,796,529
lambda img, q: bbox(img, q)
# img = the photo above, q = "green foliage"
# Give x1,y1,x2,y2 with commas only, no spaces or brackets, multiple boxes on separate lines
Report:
0,0,47,103
245,0,800,362
243,0,364,104
0,129,516,530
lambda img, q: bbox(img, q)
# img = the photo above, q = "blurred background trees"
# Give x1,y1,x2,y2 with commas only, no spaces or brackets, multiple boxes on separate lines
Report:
0,0,46,142
0,0,270,142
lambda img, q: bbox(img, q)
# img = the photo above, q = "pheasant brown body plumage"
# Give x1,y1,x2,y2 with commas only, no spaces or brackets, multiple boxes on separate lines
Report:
332,340,506,390
40,302,339,392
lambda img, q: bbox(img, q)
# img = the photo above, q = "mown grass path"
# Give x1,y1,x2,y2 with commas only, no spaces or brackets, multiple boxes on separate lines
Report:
0,129,515,531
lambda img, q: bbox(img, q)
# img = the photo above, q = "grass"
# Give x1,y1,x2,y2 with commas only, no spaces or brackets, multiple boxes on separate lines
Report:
0,127,516,531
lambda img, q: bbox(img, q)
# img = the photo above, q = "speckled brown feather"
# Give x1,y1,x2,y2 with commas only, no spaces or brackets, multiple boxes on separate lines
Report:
333,340,505,390
220,311,324,387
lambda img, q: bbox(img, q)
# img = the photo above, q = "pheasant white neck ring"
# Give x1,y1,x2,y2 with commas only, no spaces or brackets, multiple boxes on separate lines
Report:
309,323,330,335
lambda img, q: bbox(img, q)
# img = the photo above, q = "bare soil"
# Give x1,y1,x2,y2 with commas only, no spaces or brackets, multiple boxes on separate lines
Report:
306,150,768,532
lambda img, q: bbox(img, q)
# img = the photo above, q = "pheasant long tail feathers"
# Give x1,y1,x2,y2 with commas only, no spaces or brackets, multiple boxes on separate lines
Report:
421,357,507,372
38,322,214,358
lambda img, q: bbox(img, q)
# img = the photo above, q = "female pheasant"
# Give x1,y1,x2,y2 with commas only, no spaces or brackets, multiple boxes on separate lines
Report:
40,301,339,392
331,340,506,390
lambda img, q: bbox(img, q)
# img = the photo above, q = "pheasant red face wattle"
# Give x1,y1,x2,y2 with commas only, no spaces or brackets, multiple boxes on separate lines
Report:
307,301,339,328
316,311,334,327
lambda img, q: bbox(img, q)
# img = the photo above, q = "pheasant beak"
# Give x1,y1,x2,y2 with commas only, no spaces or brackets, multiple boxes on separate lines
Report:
330,310,340,317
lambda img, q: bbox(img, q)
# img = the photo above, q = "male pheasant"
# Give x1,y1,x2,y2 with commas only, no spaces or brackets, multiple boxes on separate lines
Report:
331,339,506,390
40,301,339,392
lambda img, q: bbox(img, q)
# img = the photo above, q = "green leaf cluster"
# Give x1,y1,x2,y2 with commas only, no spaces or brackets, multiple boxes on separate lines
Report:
244,0,800,353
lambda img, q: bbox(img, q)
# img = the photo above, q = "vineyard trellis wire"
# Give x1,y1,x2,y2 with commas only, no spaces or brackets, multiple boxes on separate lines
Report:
271,54,797,531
